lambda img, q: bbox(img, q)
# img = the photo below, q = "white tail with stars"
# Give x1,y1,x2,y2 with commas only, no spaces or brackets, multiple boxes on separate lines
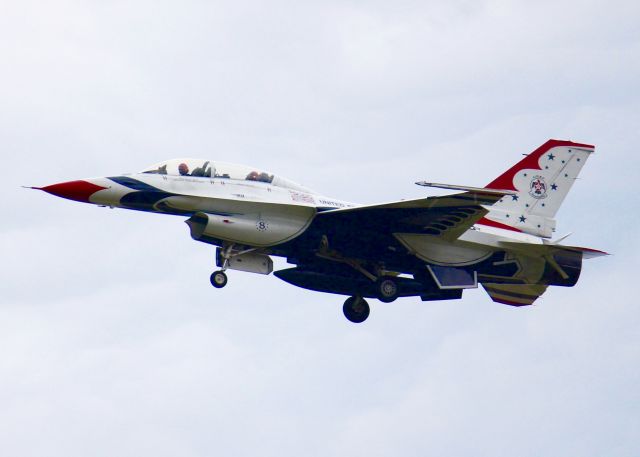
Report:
482,139,595,238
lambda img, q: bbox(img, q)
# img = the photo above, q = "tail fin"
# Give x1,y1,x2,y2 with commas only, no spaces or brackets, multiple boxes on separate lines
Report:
481,139,595,237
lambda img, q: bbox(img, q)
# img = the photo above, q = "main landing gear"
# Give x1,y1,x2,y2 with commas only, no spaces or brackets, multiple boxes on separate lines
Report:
343,296,370,323
342,277,399,323
376,277,399,303
317,236,401,322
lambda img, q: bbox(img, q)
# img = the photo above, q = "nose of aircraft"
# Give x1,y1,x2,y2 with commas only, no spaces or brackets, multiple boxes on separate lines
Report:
38,180,108,203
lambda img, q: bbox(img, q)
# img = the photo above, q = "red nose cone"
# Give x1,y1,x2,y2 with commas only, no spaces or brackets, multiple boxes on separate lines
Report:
41,180,107,203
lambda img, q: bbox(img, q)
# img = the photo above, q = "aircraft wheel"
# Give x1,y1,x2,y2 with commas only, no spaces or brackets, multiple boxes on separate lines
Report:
343,296,370,323
376,277,399,303
210,271,228,288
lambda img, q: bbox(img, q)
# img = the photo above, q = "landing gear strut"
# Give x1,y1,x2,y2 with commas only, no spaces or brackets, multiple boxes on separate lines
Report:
343,296,370,323
210,244,234,288
317,237,400,306
210,271,228,288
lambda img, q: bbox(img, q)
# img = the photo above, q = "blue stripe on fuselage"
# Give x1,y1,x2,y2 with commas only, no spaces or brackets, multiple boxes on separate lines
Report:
108,176,166,192
109,176,176,212
108,176,241,217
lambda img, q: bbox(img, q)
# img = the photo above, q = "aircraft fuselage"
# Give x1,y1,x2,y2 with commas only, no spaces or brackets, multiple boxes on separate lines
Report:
36,142,606,323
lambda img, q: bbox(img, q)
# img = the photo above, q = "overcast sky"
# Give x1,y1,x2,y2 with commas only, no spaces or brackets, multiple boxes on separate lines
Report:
1,1,639,456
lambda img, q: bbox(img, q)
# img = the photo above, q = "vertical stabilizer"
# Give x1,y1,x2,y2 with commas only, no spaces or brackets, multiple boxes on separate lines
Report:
482,139,595,237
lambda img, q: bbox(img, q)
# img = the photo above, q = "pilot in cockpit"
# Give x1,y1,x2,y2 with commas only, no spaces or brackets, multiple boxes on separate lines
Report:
258,172,272,182
178,163,190,176
246,171,273,183
191,161,211,177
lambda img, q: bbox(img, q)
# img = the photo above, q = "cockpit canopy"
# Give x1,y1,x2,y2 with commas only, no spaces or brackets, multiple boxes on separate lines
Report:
140,158,313,192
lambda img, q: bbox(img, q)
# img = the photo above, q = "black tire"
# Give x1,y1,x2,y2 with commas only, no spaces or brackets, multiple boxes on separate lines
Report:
210,271,228,288
376,277,399,303
343,296,370,323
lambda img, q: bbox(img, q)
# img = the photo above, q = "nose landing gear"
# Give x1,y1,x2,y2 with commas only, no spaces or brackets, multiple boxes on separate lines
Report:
209,244,233,289
343,296,370,323
210,271,228,288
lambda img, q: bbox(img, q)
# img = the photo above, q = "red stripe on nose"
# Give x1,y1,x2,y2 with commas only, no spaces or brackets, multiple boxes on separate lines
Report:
41,180,107,203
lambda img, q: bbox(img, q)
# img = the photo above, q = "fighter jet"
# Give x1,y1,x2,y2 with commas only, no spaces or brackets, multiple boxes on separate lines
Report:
35,140,607,323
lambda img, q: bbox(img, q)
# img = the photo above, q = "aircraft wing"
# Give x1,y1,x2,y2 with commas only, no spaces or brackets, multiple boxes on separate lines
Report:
314,190,507,241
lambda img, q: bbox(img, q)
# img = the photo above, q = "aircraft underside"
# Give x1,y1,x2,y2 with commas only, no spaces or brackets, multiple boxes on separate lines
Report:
191,223,584,323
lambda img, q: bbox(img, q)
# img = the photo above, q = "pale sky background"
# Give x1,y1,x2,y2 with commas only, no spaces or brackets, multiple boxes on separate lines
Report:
1,1,639,456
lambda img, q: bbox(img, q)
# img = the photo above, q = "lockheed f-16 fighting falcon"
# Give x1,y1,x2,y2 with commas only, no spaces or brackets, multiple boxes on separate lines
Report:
34,139,607,323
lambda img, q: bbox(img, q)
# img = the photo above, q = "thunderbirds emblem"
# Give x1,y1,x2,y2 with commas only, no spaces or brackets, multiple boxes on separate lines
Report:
529,175,547,199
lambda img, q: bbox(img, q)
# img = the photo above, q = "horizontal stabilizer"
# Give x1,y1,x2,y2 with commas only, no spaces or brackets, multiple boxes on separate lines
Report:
416,181,517,196
498,241,609,260
558,246,610,259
